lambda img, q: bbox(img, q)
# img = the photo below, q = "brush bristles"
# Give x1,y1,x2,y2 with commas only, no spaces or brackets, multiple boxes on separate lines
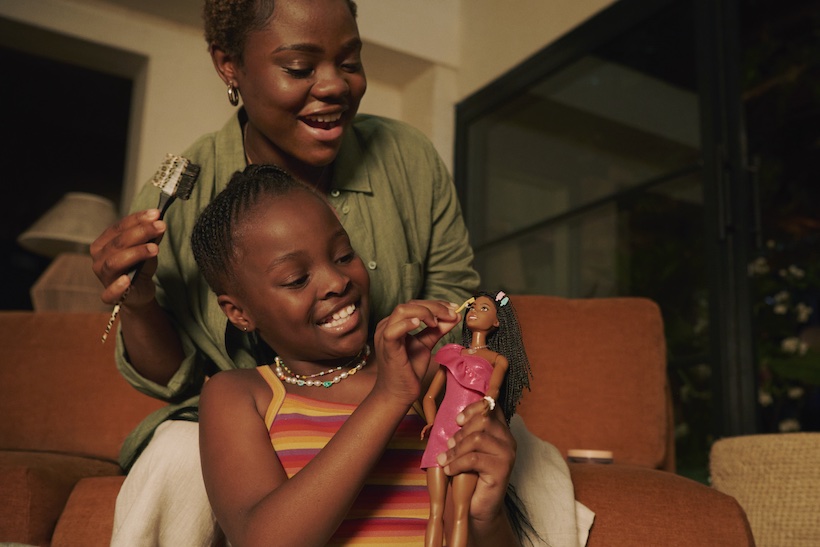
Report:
151,153,201,198
176,163,200,201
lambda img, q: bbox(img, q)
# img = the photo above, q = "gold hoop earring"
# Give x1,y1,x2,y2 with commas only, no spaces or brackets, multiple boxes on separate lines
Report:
227,83,240,106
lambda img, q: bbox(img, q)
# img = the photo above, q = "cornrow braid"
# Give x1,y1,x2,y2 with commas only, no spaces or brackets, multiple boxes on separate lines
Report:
203,0,358,63
191,164,312,296
461,290,533,423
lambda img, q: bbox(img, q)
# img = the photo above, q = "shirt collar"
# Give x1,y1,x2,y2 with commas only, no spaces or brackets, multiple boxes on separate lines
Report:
331,118,373,195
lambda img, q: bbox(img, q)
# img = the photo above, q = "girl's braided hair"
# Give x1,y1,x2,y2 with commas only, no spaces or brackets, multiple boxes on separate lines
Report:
461,290,532,423
191,164,314,296
203,0,358,63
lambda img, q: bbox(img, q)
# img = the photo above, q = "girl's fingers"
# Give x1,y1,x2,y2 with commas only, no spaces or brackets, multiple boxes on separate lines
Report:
436,405,515,478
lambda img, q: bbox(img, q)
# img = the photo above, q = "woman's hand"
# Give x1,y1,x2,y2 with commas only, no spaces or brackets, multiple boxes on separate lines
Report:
371,300,460,407
90,209,166,308
435,401,517,526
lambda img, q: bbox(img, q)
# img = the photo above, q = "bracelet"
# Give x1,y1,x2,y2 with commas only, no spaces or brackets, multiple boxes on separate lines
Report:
483,395,496,411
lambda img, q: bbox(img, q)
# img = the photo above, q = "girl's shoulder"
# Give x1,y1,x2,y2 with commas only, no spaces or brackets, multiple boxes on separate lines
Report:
201,368,272,418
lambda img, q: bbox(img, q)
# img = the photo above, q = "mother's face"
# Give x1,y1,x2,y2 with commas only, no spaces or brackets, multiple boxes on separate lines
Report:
224,0,367,172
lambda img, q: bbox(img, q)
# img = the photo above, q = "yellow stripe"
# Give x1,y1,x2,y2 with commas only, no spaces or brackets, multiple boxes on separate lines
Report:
257,366,286,429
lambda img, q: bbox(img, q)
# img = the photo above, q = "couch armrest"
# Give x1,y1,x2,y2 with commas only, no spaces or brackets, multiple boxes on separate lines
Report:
571,464,754,547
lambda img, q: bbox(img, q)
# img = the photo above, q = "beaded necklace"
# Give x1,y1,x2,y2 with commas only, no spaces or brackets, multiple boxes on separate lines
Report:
274,345,370,388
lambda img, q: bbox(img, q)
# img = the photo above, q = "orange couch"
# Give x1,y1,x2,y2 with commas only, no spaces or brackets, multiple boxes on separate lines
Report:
0,297,754,546
0,312,164,546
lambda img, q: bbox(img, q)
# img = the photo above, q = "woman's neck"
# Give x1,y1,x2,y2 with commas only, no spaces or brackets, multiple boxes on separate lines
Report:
243,121,333,193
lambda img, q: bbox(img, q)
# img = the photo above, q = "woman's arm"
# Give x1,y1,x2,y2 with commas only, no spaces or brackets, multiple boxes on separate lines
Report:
91,209,186,386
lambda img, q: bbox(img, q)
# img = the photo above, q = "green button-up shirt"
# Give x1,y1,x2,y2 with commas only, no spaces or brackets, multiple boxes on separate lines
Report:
115,112,480,468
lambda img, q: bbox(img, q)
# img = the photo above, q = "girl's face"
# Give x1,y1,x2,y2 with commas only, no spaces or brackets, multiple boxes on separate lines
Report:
222,190,370,365
236,0,366,175
465,296,499,334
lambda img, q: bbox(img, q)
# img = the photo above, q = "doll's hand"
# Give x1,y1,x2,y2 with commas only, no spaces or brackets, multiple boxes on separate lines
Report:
435,402,516,526
420,422,434,441
91,209,165,308
372,300,459,407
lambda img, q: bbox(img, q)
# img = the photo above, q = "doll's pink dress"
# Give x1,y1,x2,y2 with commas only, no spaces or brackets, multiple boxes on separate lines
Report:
420,343,494,469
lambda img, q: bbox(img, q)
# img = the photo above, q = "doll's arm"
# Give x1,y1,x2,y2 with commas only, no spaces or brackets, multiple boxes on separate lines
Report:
485,354,509,403
421,366,447,439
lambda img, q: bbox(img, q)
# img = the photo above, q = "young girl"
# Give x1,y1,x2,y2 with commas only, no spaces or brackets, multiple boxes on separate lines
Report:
191,164,520,546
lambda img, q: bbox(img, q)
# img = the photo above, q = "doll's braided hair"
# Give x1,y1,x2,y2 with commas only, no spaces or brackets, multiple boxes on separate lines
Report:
462,291,538,545
461,290,532,423
191,163,318,296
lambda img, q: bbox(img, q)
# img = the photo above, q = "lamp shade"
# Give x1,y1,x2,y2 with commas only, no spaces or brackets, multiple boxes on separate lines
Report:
17,192,119,258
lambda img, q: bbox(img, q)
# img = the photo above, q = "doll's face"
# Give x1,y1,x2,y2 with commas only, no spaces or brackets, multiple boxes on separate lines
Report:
465,296,499,333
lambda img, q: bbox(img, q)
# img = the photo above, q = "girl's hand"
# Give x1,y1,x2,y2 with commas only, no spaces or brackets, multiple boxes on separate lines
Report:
90,209,166,308
371,300,460,407
435,401,517,525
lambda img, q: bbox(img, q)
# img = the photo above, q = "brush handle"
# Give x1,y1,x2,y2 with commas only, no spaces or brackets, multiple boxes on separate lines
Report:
124,192,177,284
101,193,178,343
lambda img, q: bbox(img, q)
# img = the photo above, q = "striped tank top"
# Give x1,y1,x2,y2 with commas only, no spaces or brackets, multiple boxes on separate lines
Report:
258,366,429,545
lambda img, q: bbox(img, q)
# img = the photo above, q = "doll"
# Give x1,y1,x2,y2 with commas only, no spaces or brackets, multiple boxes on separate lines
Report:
419,290,532,547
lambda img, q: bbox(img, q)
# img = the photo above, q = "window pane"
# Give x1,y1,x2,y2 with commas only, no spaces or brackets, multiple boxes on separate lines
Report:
465,1,700,248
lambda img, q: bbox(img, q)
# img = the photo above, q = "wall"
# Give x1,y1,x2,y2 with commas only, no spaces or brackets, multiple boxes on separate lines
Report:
0,0,231,210
457,0,617,98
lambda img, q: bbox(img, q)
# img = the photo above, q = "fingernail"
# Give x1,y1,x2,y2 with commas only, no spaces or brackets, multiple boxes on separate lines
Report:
436,452,447,466
456,413,465,426
446,437,455,449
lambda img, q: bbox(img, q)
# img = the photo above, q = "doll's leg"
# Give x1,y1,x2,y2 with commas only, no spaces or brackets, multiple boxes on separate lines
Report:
448,472,479,547
425,467,448,547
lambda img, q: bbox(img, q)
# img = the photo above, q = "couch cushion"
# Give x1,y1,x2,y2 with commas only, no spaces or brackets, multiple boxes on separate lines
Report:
513,295,670,468
0,451,121,545
0,312,165,462
570,463,754,547
52,475,124,547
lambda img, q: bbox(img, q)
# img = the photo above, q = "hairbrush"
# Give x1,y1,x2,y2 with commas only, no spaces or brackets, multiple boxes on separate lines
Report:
101,154,201,343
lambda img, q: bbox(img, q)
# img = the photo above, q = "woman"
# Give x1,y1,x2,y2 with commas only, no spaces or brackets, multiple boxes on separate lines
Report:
92,0,479,544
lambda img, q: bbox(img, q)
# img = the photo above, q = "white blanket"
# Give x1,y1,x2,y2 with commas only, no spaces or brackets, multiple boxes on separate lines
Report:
509,415,595,547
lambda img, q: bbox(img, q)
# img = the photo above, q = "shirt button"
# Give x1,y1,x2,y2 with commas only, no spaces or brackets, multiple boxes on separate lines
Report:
330,189,341,197
367,261,377,270
341,205,350,214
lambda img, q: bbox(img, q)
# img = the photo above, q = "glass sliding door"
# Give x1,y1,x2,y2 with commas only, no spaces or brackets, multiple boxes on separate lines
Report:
455,0,739,481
